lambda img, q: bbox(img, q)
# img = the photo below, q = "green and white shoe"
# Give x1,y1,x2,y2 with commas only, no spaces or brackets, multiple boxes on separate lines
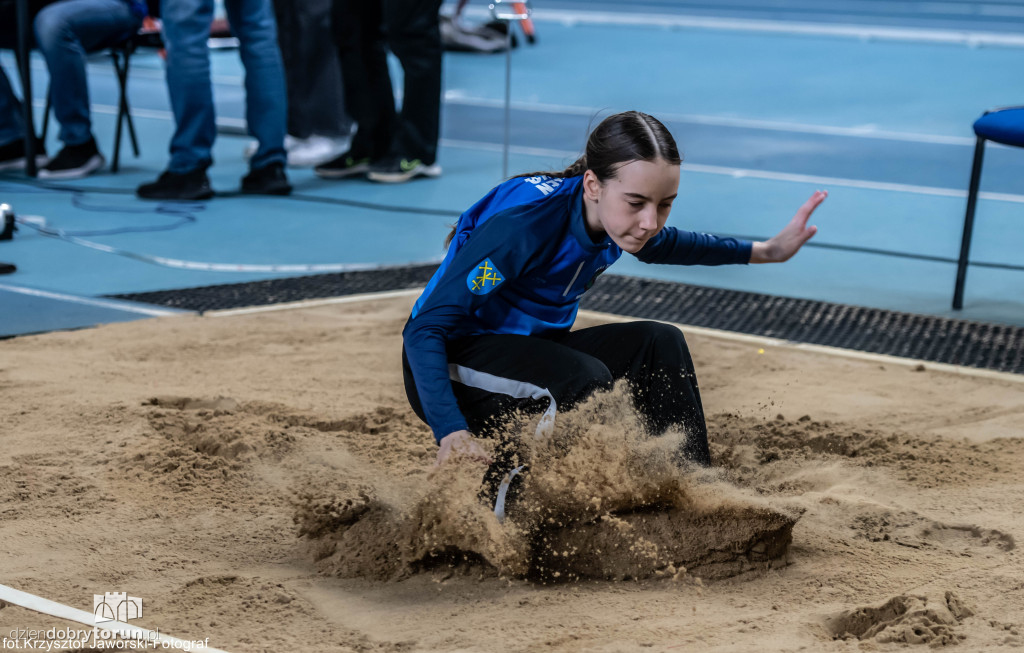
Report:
366,157,442,183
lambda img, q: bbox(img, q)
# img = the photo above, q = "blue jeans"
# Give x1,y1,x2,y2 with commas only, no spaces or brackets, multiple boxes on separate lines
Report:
161,0,287,173
34,0,143,148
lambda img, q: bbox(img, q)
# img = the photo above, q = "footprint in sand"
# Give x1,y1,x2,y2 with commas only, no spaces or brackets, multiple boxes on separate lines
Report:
852,507,1015,553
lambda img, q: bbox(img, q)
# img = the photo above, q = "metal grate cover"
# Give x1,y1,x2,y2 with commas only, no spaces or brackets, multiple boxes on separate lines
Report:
110,266,1024,375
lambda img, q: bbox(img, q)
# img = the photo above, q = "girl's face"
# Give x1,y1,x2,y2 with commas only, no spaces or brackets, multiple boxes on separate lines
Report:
583,159,680,254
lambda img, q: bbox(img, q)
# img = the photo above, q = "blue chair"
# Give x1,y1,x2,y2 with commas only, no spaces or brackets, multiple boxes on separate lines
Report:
953,106,1024,310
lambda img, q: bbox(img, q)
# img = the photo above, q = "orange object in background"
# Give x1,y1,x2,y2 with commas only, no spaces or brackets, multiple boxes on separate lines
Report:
512,2,536,43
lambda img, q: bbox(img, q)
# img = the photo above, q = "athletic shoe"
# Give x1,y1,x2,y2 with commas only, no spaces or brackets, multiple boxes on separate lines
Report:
241,162,292,195
38,138,104,179
288,135,352,167
0,138,48,172
366,157,441,183
137,168,214,200
314,152,371,179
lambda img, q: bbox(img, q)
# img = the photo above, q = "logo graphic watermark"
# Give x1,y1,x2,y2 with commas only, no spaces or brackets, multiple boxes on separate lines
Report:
1,592,211,650
94,592,143,623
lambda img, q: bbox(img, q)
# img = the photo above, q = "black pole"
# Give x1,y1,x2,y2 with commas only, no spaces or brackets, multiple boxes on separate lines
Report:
953,136,986,310
15,0,37,177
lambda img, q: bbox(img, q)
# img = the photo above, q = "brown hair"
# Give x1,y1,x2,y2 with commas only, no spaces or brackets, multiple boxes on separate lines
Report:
445,111,682,247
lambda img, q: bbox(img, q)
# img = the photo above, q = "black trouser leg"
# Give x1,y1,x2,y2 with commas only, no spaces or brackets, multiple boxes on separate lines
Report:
331,0,395,159
402,321,710,466
275,0,348,139
382,0,442,164
555,321,710,466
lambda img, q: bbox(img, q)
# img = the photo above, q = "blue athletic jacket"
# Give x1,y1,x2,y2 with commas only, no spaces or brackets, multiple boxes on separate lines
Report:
403,174,752,441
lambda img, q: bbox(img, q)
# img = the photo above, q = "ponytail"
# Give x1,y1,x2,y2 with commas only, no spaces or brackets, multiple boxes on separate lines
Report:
444,111,681,248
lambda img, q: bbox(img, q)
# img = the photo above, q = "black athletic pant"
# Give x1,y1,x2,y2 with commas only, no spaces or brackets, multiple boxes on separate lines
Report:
403,321,711,467
330,0,442,164
273,0,350,139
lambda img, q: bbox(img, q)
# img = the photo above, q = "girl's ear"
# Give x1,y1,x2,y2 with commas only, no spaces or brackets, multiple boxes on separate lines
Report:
582,169,602,202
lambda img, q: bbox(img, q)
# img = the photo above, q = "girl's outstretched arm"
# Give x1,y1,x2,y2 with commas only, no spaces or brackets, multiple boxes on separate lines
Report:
750,190,828,263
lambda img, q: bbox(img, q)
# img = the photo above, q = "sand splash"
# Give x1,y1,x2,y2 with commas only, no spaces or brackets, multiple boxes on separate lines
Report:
296,384,798,582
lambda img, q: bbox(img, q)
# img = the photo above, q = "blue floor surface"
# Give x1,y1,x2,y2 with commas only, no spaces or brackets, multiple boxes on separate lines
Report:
1,2,1022,336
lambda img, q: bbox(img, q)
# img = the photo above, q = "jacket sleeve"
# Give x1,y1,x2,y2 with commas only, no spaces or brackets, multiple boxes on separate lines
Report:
635,227,752,266
403,209,546,442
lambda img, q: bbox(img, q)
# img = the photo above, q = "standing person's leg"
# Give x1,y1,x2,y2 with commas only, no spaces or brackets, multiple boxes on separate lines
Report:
276,0,347,141
33,0,141,178
0,67,28,167
224,0,290,194
137,0,215,199
271,0,349,166
556,321,711,466
314,0,394,178
162,0,215,174
368,0,442,183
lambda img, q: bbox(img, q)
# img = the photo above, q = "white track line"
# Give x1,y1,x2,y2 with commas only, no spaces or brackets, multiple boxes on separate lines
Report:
443,94,978,146
0,583,229,652
0,283,184,316
462,5,1024,48
207,288,423,316
13,54,985,147
439,138,1024,204
207,290,1023,383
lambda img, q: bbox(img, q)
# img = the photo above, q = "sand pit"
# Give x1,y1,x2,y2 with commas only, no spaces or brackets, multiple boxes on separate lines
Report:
1,295,1023,651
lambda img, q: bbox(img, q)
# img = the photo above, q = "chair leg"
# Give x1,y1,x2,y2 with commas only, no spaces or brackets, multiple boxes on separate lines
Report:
120,48,140,157
953,136,986,310
41,85,51,143
112,51,124,173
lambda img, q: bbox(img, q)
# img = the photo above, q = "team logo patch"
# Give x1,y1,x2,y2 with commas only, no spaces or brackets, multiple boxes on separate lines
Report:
468,258,505,295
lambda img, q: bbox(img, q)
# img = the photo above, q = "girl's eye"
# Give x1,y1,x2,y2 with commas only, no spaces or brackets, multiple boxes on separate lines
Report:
628,202,643,209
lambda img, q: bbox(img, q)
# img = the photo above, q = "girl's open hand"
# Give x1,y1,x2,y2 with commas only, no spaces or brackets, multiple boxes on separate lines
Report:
435,429,492,467
750,190,827,263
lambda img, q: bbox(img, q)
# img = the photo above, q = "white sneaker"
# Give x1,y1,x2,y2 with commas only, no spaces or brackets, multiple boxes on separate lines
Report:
243,134,300,161
244,134,352,168
287,134,352,167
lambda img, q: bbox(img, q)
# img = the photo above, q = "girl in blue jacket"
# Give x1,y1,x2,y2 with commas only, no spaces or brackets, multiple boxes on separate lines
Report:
403,111,827,473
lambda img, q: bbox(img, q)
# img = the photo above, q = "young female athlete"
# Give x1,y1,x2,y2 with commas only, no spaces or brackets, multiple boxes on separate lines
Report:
403,111,827,471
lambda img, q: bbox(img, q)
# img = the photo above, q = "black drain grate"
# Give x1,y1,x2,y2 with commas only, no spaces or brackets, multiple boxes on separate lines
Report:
109,266,1024,375
110,264,439,312
582,276,1024,375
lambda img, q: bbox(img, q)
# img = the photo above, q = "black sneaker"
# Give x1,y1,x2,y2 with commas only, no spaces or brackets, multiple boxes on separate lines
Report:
137,168,214,200
38,138,104,180
314,152,371,179
0,138,48,172
366,157,442,183
241,161,291,195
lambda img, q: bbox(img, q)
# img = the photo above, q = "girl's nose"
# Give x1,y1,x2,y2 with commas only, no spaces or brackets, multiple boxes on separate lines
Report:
639,208,657,231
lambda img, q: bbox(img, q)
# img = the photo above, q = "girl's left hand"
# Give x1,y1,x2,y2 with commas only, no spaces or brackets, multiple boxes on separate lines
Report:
750,190,828,263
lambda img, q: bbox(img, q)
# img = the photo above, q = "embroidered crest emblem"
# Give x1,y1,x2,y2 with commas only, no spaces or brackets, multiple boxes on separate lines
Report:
468,258,505,295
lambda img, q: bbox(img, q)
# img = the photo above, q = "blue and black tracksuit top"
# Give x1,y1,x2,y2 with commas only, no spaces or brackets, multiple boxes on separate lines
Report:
403,174,753,442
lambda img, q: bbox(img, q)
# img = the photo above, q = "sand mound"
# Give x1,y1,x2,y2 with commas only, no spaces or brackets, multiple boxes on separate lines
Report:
296,385,797,582
827,591,975,646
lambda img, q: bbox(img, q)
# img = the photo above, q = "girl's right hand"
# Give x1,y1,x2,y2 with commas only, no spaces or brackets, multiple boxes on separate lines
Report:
436,430,492,467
